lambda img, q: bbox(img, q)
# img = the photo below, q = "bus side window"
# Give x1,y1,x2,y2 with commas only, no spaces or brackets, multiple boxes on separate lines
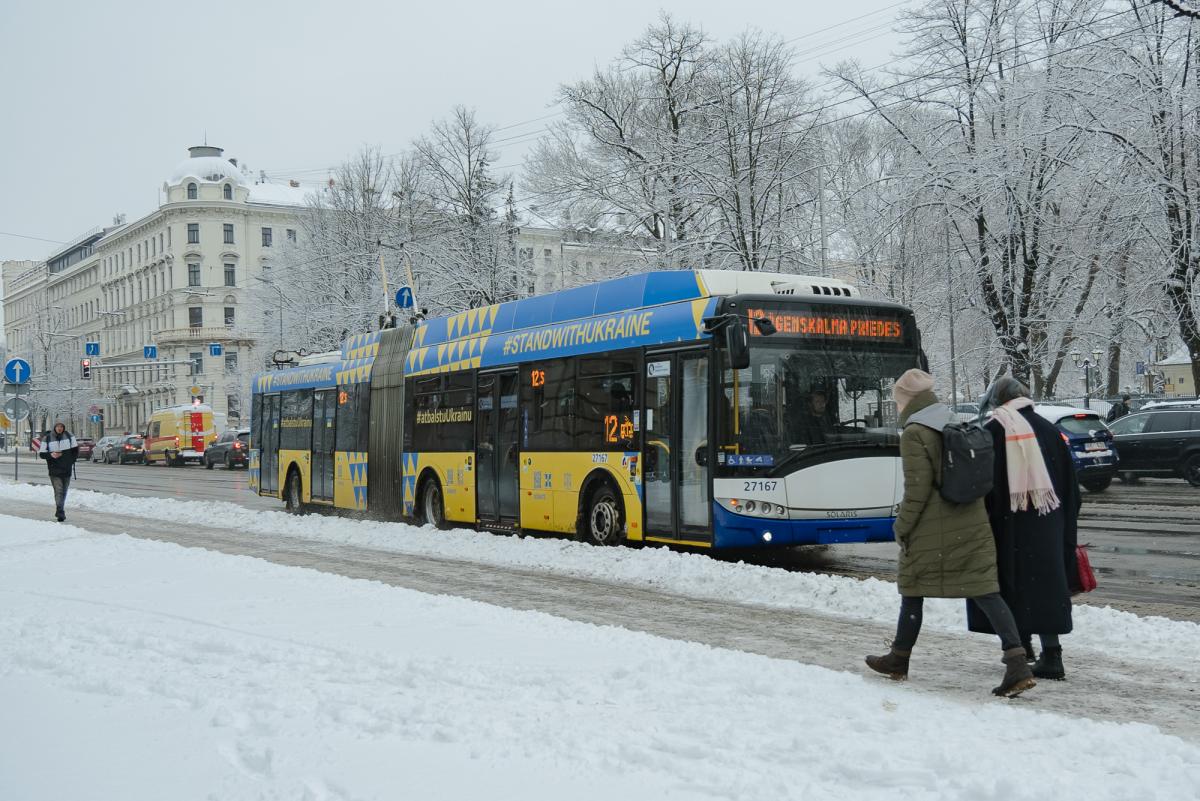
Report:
335,384,359,452
251,394,263,450
521,360,572,450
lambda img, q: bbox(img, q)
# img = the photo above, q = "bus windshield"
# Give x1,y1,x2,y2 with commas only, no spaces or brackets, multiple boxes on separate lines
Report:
718,343,916,474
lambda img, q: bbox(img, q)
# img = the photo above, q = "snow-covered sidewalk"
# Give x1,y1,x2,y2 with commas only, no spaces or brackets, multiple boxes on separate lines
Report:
1,480,1196,668
2,513,1199,801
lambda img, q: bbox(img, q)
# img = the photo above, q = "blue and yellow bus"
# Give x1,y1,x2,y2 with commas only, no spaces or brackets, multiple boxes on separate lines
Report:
250,270,924,548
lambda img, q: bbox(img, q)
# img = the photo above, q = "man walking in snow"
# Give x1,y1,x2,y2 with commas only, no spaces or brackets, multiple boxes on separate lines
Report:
38,422,79,522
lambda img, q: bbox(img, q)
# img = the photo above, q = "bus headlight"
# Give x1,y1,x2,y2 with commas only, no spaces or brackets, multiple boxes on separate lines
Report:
744,500,757,513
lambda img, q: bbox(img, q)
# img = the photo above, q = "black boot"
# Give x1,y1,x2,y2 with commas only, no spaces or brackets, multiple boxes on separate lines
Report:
1022,636,1036,663
55,508,65,523
865,648,911,680
1032,646,1065,680
993,647,1036,697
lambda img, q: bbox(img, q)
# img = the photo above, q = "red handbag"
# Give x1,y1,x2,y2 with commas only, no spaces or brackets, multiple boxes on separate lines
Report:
1074,544,1098,594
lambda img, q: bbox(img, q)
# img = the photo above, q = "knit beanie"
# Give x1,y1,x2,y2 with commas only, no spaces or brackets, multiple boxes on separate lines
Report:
893,368,935,413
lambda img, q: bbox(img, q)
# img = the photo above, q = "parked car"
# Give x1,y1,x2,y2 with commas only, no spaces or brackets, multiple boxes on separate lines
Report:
1107,409,1200,487
1035,405,1119,492
106,435,146,464
90,436,119,462
76,437,95,460
204,429,250,470
1141,398,1200,411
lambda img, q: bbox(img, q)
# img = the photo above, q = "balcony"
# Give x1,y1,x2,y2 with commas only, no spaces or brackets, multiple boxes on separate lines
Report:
155,326,254,345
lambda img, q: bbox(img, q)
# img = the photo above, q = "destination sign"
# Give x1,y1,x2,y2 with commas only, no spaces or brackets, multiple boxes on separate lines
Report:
745,308,906,341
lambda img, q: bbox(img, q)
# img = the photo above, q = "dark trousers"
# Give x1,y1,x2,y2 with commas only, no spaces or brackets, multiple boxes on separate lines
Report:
50,474,71,513
893,593,1022,652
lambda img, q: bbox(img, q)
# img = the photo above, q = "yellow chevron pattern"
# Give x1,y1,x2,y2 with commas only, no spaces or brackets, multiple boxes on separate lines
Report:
404,305,496,377
334,358,374,385
343,332,381,361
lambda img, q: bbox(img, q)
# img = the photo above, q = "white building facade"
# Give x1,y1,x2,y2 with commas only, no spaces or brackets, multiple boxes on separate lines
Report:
2,146,306,437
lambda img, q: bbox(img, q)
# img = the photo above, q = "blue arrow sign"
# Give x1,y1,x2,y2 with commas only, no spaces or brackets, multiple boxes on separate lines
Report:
209,342,223,357
143,345,158,360
85,341,100,356
3,358,31,385
90,414,102,423
395,286,414,309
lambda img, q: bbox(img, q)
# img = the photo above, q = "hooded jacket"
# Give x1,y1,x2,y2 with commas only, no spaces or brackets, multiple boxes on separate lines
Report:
38,428,79,478
894,390,999,598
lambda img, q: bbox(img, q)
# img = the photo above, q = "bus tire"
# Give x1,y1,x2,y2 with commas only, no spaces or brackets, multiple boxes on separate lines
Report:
284,468,305,514
581,482,624,546
419,476,447,530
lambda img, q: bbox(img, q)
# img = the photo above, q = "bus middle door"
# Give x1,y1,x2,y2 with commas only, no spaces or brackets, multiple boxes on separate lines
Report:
476,370,520,528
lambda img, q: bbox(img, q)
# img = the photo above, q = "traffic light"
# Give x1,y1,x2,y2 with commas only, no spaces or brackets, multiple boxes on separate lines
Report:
80,358,92,380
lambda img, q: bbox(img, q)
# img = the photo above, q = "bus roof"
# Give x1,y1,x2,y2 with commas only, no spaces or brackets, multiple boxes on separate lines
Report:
254,270,889,392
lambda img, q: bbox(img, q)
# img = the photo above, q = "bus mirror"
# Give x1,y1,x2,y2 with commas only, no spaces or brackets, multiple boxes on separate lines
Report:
726,319,751,370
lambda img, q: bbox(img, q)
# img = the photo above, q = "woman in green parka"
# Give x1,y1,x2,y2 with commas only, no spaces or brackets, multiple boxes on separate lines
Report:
865,369,1036,697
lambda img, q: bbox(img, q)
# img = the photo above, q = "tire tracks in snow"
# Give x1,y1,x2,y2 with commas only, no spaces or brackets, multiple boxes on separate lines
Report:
6,502,1198,740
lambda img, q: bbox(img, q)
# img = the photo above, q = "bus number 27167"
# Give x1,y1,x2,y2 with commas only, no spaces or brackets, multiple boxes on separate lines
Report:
743,480,778,493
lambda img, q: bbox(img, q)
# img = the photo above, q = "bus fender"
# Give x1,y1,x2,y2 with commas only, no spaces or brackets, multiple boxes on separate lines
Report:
576,468,625,525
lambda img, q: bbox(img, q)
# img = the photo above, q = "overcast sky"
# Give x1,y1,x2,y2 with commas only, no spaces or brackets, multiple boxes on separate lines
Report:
0,0,908,264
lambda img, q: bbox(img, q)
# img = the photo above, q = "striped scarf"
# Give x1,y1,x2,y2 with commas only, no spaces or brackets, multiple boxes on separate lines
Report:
990,398,1060,515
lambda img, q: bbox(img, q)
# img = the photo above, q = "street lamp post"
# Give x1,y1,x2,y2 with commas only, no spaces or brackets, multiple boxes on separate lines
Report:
254,276,284,352
1070,348,1104,408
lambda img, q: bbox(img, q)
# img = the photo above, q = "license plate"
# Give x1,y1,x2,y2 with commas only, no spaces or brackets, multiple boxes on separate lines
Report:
1084,442,1105,451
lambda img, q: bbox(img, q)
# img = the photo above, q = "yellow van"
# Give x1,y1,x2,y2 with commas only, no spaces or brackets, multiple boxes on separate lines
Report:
144,404,219,466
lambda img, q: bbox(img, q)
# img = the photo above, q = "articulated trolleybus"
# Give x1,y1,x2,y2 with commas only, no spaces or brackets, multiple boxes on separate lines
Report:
249,270,923,548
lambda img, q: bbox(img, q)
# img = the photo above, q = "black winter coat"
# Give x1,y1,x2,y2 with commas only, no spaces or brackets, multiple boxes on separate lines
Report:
39,429,80,478
967,407,1082,636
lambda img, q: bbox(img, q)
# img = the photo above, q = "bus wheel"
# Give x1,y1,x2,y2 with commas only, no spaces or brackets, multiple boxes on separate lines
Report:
421,479,446,530
285,470,305,514
582,484,624,546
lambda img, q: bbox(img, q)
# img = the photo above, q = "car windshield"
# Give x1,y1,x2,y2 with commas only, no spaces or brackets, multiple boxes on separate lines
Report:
718,343,916,473
127,437,144,446
1057,415,1106,436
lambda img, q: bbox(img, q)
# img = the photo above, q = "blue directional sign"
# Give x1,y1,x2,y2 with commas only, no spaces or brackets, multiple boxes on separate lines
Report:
143,345,158,360
209,342,223,357
85,341,100,356
395,286,414,309
1136,361,1146,376
3,358,31,385
90,414,102,423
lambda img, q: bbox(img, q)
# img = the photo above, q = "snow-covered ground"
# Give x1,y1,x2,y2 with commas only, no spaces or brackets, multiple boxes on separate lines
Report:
1,480,1196,667
2,512,1199,801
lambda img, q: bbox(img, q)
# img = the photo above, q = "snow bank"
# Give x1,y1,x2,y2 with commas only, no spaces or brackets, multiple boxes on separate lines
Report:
2,513,1198,801
2,480,1197,667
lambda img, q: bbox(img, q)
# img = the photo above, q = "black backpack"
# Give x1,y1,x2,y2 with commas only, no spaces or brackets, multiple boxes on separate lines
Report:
938,421,994,504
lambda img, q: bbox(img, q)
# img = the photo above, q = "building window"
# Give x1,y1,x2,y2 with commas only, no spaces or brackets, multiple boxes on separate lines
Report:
261,227,273,247
225,352,239,373
187,223,199,244
224,263,236,287
224,306,236,327
187,183,197,200
190,352,203,375
188,306,203,328
223,223,235,244
286,228,297,243
223,184,233,200
187,262,200,287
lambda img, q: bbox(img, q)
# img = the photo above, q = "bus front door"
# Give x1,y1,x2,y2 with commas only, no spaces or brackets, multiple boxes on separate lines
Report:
643,351,712,543
311,389,336,501
476,371,520,527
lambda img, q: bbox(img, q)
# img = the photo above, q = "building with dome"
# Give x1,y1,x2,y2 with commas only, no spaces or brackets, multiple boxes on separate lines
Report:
2,145,307,437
